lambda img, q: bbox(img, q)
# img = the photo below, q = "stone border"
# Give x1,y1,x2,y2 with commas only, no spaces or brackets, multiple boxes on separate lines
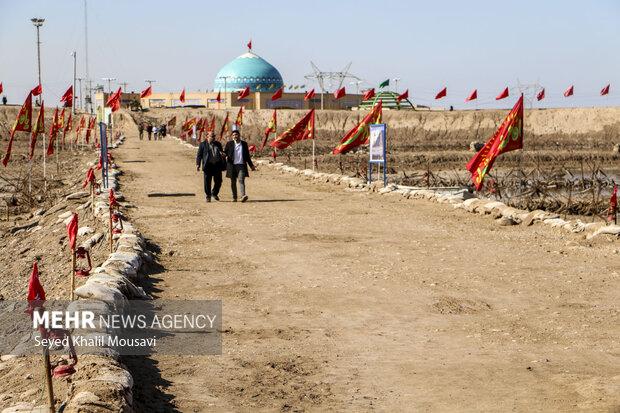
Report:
62,135,150,412
255,160,620,242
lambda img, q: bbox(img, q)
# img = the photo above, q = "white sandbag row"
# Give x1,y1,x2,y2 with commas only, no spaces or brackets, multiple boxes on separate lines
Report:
256,160,620,242
63,134,141,412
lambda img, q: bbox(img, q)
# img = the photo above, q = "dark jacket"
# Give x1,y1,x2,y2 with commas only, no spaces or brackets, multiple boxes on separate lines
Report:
224,139,254,178
196,140,225,171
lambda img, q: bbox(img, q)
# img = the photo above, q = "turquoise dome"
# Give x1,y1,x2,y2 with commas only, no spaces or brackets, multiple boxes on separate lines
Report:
214,51,284,93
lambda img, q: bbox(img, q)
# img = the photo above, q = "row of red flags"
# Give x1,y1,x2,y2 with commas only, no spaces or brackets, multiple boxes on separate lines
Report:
136,83,611,105
2,86,96,166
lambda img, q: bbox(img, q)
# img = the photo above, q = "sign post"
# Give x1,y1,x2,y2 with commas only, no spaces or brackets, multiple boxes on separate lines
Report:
368,123,387,187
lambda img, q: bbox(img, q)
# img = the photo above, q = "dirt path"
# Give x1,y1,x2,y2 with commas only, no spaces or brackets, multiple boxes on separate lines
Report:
115,130,619,412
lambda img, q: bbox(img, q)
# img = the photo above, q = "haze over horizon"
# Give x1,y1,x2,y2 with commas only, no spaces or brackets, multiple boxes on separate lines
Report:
1,0,619,109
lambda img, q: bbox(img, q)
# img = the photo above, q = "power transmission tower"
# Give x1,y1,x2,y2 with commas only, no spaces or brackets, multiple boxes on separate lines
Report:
304,62,361,109
516,79,543,109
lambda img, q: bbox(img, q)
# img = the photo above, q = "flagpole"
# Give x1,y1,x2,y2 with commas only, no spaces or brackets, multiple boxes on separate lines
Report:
312,139,316,171
28,157,32,194
42,134,46,191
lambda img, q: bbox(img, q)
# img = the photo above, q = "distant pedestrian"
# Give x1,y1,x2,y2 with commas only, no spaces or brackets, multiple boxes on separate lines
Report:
160,124,167,138
224,129,255,202
196,132,225,202
153,125,159,139
146,123,153,140
2,96,6,105
138,122,144,140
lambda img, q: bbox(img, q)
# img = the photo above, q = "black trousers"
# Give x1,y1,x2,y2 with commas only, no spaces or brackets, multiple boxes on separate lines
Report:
203,166,222,198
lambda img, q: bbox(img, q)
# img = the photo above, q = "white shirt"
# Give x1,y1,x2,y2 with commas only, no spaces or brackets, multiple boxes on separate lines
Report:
233,141,244,164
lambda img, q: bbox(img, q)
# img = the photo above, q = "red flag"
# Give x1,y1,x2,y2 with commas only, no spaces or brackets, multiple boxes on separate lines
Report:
496,87,509,100
29,102,45,160
238,86,250,100
85,116,95,144
60,85,73,107
168,116,177,127
248,144,256,153
467,95,524,190
106,87,122,112
271,86,284,101
109,189,118,208
46,107,59,156
179,89,186,103
219,112,229,141
0,83,3,94
465,89,478,102
608,183,617,222
396,89,409,102
332,100,383,155
363,88,375,101
435,87,447,99
66,213,78,250
270,109,314,150
262,109,277,150
64,112,72,133
3,92,33,166
31,84,43,97
537,88,545,101
333,86,346,100
216,90,221,102
600,84,610,96
208,116,216,132
140,86,152,98
82,167,95,188
76,116,86,134
563,85,574,97
247,39,252,50
304,89,315,101
235,106,243,126
106,87,121,106
27,261,46,303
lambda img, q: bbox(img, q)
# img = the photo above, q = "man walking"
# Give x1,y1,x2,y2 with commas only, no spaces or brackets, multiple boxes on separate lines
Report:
196,132,225,202
224,129,255,202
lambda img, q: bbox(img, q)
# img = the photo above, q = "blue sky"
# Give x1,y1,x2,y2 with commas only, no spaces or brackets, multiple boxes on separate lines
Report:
0,0,618,108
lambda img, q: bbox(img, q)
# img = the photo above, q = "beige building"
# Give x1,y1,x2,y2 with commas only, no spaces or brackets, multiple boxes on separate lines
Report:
140,90,361,111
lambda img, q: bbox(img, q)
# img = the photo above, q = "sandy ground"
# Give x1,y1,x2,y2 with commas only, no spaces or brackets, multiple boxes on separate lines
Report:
116,130,619,412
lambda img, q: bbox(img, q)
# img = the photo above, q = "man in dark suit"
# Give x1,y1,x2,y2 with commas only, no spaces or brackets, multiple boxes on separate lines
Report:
224,129,255,202
196,132,225,202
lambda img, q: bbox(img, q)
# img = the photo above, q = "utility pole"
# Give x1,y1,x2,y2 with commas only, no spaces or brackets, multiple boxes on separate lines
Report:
31,18,45,106
219,76,230,108
393,78,401,94
71,51,77,114
102,78,116,93
84,0,90,113
145,79,156,87
76,78,84,110
86,79,94,114
118,82,128,92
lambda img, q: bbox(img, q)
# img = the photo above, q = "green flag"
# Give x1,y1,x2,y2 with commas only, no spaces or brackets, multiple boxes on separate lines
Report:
379,79,390,88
